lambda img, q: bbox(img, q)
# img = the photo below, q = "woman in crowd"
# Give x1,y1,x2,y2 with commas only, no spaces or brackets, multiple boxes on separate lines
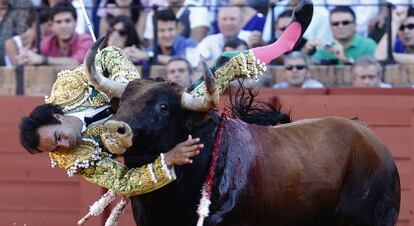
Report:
375,7,414,64
107,15,145,64
5,7,52,66
98,0,141,38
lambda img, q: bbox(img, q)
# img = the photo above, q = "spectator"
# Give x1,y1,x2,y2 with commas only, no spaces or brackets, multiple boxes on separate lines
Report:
197,6,250,64
136,0,168,43
375,7,414,64
223,38,249,52
0,0,33,66
108,16,141,49
229,0,266,47
41,0,92,34
273,51,324,88
322,0,385,37
22,1,93,65
124,8,197,65
352,56,392,88
262,0,333,46
143,0,210,44
5,7,51,66
311,6,377,65
98,0,141,38
166,57,193,88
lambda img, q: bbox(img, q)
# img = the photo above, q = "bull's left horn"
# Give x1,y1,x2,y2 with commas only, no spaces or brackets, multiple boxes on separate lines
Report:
181,58,218,112
84,36,127,98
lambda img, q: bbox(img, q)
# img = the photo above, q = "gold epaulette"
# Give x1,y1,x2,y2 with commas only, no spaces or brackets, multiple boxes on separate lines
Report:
45,67,90,112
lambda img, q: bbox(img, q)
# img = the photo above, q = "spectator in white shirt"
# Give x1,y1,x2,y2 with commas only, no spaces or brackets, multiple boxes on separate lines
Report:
143,0,210,45
196,6,250,64
273,51,324,88
352,56,392,88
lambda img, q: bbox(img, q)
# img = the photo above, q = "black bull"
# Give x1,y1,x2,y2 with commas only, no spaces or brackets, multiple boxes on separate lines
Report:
104,79,400,226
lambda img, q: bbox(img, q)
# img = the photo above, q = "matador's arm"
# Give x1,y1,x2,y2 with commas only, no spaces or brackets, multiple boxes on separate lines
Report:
80,154,175,196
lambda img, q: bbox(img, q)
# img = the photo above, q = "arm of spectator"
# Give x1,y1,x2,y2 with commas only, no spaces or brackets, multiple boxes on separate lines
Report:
374,8,407,61
25,49,80,66
5,38,19,66
368,0,387,32
157,54,172,65
327,41,352,64
123,46,151,63
195,37,212,62
99,18,110,37
302,39,318,55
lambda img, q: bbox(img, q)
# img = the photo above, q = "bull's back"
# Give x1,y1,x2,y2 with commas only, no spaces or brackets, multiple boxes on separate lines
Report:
223,116,399,225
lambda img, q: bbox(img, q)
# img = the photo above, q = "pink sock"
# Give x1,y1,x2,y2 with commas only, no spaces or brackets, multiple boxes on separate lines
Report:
252,21,302,64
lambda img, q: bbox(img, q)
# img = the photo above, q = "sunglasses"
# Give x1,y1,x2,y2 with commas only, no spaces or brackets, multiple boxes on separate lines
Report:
399,23,414,31
285,65,307,71
110,28,128,36
331,20,353,27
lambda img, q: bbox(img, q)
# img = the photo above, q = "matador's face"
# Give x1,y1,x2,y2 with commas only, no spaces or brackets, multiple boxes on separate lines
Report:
37,114,82,153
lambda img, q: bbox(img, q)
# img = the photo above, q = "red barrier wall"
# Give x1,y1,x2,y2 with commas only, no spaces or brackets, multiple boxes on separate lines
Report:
1,88,413,225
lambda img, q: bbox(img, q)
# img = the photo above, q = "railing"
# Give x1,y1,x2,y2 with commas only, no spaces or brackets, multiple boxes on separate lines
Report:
0,64,413,96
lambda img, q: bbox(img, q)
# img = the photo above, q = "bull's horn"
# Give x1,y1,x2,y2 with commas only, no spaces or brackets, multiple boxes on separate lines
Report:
84,36,127,98
181,58,218,112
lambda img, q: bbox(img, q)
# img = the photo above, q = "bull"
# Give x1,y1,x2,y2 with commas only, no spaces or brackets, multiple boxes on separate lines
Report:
95,70,400,226
85,2,400,226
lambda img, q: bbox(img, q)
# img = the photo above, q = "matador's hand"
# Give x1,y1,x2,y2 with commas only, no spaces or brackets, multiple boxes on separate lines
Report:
164,135,203,166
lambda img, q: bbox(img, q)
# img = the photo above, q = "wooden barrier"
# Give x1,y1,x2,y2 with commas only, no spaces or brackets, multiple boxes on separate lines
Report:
0,89,413,225
1,64,413,97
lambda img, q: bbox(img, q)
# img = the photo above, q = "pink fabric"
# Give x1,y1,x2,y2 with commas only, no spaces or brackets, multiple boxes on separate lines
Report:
252,22,302,64
40,33,93,63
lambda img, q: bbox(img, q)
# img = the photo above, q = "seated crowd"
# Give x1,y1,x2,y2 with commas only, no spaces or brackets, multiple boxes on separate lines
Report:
1,0,414,89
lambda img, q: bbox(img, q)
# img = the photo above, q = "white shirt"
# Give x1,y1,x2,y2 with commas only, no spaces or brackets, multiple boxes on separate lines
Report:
196,31,250,63
143,0,210,40
4,35,24,67
67,105,112,132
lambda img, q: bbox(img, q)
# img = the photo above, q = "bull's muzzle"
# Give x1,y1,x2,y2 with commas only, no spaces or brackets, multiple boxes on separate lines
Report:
102,120,133,154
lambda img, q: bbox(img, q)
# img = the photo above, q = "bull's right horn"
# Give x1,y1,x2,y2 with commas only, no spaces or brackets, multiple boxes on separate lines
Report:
181,58,218,112
84,36,127,98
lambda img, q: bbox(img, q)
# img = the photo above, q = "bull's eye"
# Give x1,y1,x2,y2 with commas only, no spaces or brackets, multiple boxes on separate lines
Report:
159,104,168,111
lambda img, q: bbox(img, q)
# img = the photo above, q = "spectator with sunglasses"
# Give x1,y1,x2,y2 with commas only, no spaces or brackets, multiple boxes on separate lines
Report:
375,7,414,64
106,16,146,64
311,6,377,65
352,56,392,88
273,51,324,88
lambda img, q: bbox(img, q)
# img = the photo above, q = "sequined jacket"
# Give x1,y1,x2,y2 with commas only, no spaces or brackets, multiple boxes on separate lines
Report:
46,46,176,196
